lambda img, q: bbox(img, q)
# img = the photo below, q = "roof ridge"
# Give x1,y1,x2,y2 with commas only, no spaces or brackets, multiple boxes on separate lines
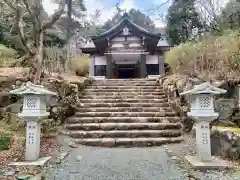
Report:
91,15,161,39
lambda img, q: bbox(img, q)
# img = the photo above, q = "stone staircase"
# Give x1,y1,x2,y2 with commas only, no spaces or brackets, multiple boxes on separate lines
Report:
63,79,183,147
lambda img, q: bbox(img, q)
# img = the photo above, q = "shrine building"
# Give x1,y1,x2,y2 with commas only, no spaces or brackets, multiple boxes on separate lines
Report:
81,13,170,79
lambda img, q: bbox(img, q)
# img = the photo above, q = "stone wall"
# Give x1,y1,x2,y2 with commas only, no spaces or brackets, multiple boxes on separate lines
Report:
157,75,194,132
158,74,240,160
157,75,239,132
211,129,240,160
0,69,92,134
42,73,92,131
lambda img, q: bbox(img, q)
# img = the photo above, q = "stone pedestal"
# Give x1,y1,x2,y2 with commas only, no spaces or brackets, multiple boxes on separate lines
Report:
25,121,41,161
185,156,230,170
195,121,211,162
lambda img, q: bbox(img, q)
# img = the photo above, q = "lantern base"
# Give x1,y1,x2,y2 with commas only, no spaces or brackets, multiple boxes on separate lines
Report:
185,156,231,170
18,112,49,121
9,156,51,167
187,112,219,122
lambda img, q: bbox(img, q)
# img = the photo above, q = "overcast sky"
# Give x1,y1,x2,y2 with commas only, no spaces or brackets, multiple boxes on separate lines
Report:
43,0,170,27
43,0,229,28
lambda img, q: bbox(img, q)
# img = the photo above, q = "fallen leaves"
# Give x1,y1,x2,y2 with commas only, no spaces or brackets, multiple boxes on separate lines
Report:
0,135,58,180
0,135,24,166
40,136,58,157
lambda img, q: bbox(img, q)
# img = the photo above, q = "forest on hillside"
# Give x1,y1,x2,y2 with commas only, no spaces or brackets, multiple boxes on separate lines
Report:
0,0,239,82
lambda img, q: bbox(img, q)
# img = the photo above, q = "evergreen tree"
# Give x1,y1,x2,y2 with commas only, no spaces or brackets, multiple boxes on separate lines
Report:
100,6,157,34
166,0,203,45
220,0,240,30
53,0,87,38
128,9,156,31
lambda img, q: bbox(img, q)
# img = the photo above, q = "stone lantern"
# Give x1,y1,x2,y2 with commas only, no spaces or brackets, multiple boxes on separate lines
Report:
10,82,57,161
180,82,229,168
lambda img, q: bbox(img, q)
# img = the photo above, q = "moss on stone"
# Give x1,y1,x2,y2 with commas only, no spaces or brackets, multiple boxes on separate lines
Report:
214,126,240,134
0,133,12,151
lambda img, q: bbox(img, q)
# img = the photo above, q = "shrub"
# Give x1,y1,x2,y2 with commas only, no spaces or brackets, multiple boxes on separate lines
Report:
69,55,90,76
0,133,12,151
0,44,18,67
43,47,66,72
165,30,240,81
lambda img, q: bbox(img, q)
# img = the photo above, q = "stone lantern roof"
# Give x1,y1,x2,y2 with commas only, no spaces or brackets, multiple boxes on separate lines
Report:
10,81,57,96
180,82,227,96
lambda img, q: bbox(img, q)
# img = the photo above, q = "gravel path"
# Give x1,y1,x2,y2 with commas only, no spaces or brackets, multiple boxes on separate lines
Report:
45,147,187,180
163,135,240,180
43,135,240,180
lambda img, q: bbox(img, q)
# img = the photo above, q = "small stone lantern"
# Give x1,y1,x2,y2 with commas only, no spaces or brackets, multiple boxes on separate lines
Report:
10,82,57,161
180,82,226,163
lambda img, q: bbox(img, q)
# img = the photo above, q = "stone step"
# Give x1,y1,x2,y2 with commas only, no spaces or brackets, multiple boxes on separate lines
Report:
64,129,182,139
75,111,176,117
65,122,182,131
74,137,183,147
67,116,180,124
88,86,160,89
93,79,155,83
78,102,170,108
76,107,173,112
81,92,165,96
81,94,166,99
80,99,167,103
95,78,153,80
93,83,158,86
84,88,163,93
91,83,158,86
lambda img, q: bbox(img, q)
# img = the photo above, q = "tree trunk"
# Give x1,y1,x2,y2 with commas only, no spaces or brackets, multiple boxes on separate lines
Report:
33,32,44,84
65,0,73,72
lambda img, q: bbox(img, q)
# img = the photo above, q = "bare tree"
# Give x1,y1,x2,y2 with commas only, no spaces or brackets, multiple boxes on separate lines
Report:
147,0,171,16
144,0,171,28
52,0,86,71
195,0,226,33
3,0,65,84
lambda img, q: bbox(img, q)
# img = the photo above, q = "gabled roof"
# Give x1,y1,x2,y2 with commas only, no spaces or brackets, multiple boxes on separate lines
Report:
81,13,172,54
10,81,57,96
91,13,161,40
180,82,227,96
157,38,169,47
83,40,96,48
82,13,162,55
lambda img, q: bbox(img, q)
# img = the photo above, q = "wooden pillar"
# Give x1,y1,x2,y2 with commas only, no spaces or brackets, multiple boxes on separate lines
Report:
140,54,147,78
106,54,112,79
89,55,95,76
158,55,165,76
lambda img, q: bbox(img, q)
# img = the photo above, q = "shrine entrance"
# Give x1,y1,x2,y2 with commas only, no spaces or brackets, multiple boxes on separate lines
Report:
116,64,138,79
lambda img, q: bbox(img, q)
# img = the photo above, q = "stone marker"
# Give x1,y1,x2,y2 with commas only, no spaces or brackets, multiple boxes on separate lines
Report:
180,82,230,169
10,81,57,161
236,84,240,109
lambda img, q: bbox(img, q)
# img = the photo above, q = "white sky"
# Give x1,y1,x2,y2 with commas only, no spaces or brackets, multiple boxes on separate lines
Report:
43,0,58,15
42,0,166,27
42,0,230,28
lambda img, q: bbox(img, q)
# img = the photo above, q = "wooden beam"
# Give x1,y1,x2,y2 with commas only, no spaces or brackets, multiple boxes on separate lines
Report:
104,52,149,55
140,54,147,78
